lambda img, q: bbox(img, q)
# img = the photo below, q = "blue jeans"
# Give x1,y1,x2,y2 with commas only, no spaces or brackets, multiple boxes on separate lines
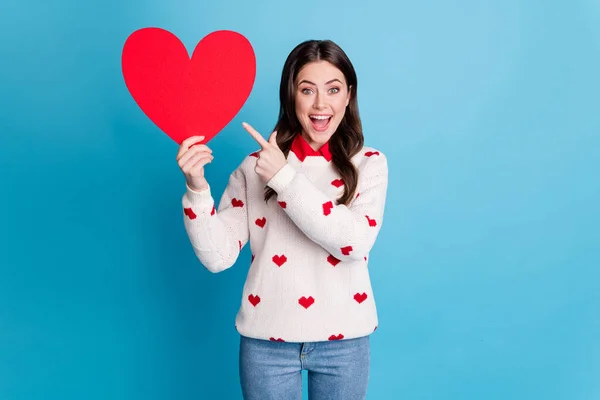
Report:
239,334,370,400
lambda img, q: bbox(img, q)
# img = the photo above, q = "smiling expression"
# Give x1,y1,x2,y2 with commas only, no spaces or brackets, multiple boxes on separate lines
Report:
294,60,351,150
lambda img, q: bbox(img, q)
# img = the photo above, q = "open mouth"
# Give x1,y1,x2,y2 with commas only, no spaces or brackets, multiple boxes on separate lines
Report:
309,115,332,132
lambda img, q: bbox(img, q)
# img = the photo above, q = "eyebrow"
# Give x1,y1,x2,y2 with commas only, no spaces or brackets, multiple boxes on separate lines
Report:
298,78,343,86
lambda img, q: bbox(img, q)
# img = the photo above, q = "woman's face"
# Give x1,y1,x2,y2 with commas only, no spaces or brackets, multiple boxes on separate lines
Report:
294,60,351,150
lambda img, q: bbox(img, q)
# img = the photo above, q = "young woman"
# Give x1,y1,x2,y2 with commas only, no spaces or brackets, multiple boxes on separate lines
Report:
176,39,388,400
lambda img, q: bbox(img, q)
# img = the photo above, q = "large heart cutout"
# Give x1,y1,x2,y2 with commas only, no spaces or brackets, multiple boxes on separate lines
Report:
121,28,256,144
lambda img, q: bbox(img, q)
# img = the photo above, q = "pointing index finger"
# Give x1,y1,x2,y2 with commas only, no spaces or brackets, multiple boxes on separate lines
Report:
243,122,269,148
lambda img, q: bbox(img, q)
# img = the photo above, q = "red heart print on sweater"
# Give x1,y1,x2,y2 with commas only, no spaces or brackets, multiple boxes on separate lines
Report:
365,151,380,157
365,216,377,227
248,294,260,306
121,28,256,144
232,198,244,208
183,207,196,219
328,334,344,340
272,254,287,267
298,296,315,309
255,217,266,228
354,293,368,304
340,246,353,256
322,201,333,216
269,337,285,342
278,201,287,208
327,255,340,266
331,178,344,188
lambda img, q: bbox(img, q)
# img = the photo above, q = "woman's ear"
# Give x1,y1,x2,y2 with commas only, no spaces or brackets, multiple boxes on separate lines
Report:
346,85,352,106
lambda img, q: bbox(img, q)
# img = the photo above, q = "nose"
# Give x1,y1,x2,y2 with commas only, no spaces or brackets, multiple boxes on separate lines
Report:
313,91,326,109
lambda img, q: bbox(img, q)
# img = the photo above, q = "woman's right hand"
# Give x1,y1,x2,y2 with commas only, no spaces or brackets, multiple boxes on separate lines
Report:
176,135,214,192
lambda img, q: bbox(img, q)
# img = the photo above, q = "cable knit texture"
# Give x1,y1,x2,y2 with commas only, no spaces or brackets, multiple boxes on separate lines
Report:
182,134,388,343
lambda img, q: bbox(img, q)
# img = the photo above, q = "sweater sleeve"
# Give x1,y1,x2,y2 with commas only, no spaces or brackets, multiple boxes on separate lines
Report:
181,165,249,273
266,151,388,262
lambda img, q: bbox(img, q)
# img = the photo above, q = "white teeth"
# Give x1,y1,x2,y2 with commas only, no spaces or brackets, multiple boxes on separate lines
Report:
310,115,331,120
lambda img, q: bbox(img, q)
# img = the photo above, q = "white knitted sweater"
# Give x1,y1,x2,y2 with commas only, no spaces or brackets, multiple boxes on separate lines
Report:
181,134,388,343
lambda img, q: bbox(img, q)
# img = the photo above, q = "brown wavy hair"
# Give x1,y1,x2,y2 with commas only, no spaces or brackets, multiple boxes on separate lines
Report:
264,39,364,205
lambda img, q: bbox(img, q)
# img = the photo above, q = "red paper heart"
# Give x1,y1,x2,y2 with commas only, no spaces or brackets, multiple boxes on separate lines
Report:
121,27,256,144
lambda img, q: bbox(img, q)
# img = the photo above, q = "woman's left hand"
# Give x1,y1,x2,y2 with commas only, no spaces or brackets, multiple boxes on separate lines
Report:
243,122,288,182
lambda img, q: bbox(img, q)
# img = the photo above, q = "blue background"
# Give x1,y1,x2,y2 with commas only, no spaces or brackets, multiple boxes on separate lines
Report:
1,0,599,399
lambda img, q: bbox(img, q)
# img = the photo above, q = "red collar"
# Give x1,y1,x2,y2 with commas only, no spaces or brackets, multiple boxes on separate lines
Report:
290,134,332,162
